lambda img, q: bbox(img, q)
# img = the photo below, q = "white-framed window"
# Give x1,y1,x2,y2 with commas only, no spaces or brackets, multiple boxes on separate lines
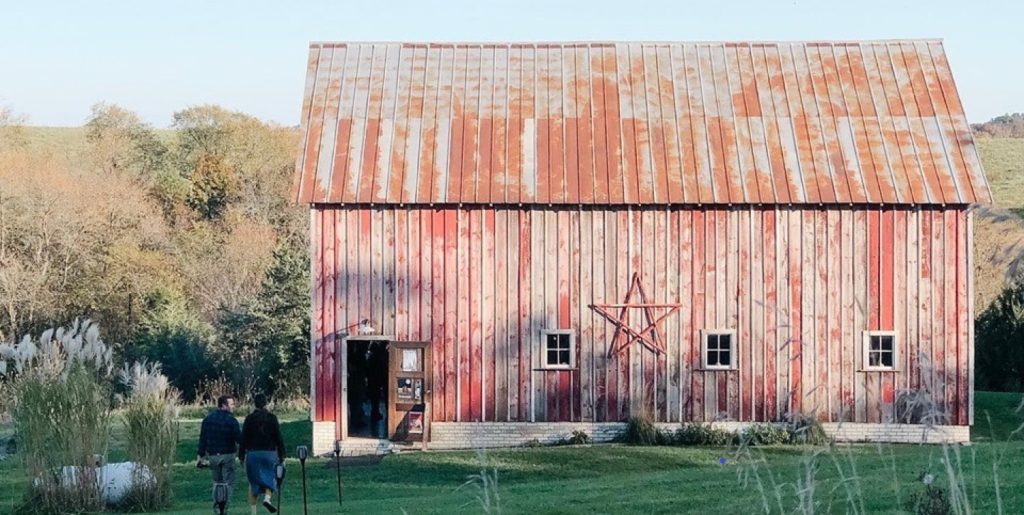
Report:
863,331,897,371
541,330,575,369
701,329,737,370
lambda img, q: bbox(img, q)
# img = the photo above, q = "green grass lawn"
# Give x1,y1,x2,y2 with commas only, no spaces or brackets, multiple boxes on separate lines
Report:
2,393,1023,514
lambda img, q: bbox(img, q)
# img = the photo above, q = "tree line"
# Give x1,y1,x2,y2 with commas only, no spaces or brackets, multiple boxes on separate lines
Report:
0,104,309,402
972,113,1024,138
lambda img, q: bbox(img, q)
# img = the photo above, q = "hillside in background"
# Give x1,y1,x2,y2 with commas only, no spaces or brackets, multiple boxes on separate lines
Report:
974,138,1024,311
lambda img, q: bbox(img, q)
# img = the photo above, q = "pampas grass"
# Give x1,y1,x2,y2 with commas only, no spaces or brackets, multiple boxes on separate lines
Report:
115,362,180,511
1,319,113,514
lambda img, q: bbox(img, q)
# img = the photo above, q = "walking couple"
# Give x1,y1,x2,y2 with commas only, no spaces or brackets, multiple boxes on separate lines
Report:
197,394,285,514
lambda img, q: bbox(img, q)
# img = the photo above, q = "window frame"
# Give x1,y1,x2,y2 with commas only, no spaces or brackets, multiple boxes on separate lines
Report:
862,330,898,372
540,330,576,370
701,329,738,370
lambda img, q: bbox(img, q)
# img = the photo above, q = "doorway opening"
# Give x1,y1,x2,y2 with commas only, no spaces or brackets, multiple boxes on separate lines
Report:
346,340,389,438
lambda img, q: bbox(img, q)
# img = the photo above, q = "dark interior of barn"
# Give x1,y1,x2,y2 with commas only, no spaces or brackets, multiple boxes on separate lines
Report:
346,340,388,438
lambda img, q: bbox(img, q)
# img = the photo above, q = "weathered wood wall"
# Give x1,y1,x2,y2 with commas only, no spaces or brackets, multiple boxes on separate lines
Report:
311,206,972,427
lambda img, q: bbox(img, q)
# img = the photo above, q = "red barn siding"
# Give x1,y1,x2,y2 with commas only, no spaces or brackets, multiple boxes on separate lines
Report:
311,206,972,426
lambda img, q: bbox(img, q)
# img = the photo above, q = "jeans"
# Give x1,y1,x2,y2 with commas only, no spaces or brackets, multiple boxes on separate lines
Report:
208,453,237,509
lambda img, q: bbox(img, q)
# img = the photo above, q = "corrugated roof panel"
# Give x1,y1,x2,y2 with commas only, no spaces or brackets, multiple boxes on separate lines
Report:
312,45,343,203
295,40,991,205
783,44,821,204
590,46,611,203
301,46,331,202
291,45,319,202
862,44,908,203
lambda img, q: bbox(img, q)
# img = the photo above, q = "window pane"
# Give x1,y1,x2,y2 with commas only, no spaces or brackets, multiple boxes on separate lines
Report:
559,350,570,365
880,336,893,352
720,334,731,351
707,334,718,351
560,334,571,351
881,350,894,367
870,336,881,351
719,350,730,366
707,349,718,366
546,334,558,351
869,351,880,367
547,350,559,365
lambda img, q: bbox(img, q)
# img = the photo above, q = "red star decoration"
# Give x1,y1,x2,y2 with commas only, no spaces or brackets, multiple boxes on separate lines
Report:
590,272,681,357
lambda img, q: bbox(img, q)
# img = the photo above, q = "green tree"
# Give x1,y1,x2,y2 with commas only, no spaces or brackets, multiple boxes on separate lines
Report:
187,153,237,220
170,104,302,232
125,288,217,401
85,102,167,180
976,274,1024,391
215,240,310,399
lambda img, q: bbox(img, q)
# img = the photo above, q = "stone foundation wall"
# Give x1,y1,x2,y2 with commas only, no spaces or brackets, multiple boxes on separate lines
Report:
312,421,336,455
425,421,969,449
821,422,969,443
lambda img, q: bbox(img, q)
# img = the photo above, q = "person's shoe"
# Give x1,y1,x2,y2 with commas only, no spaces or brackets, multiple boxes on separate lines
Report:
262,499,278,513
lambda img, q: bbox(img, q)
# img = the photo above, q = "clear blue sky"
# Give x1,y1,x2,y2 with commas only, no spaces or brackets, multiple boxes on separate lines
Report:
1,0,1020,127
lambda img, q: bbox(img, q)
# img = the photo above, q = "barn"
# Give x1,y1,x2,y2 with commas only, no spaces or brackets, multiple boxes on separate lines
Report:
291,40,991,454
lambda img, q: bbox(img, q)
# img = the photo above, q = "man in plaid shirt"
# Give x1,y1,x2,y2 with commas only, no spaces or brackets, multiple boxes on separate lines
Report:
198,395,241,512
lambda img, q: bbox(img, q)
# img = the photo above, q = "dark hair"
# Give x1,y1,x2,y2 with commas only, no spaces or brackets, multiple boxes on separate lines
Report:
254,394,268,410
217,395,234,408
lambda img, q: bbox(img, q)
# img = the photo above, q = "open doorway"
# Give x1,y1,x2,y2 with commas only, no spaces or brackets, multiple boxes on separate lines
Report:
345,340,388,438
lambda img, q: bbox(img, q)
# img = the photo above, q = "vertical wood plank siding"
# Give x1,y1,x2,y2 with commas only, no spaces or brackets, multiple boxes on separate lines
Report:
312,206,972,425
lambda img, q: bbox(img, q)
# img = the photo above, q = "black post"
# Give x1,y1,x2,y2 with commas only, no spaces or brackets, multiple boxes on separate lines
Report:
275,462,286,514
297,445,309,515
333,440,343,507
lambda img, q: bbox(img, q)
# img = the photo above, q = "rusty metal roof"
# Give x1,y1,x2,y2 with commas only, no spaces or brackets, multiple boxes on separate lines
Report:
292,40,991,205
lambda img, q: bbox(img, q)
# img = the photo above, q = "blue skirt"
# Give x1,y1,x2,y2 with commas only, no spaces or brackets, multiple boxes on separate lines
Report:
245,450,279,496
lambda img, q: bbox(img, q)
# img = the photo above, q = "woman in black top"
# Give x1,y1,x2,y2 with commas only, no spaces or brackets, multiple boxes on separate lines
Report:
239,394,285,514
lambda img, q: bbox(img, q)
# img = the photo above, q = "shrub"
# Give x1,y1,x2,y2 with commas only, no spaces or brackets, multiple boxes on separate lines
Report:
787,414,831,445
907,473,952,515
566,430,591,445
975,274,1024,392
676,423,737,446
895,390,945,425
741,423,790,446
0,320,114,513
116,362,180,511
623,414,662,446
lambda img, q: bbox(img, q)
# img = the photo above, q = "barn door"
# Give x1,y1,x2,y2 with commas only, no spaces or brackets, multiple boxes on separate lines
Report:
387,341,431,447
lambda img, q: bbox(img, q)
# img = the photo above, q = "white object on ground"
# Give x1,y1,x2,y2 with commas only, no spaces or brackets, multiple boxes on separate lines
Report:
34,461,155,505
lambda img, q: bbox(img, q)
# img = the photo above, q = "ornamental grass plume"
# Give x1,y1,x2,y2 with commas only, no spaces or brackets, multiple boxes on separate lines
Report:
115,361,180,511
0,319,114,514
